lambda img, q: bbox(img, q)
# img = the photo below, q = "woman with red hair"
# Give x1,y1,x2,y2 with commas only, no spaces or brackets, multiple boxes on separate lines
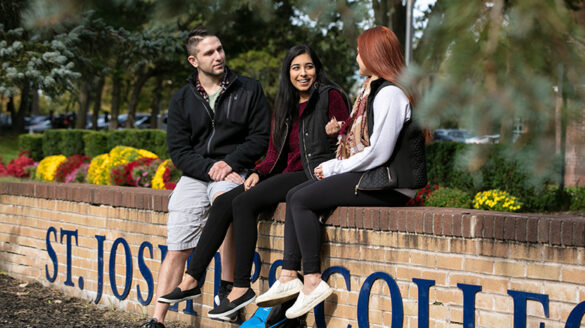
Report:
255,26,425,318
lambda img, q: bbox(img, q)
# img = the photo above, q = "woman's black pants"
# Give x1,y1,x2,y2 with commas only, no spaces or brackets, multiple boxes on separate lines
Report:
185,171,308,287
281,172,410,275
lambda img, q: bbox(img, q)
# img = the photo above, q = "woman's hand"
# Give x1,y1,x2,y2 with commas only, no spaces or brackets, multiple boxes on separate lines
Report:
223,172,244,184
244,173,260,190
314,166,324,180
325,117,344,136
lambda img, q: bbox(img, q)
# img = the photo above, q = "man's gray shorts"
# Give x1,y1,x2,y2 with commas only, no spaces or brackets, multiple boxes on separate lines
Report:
167,175,242,251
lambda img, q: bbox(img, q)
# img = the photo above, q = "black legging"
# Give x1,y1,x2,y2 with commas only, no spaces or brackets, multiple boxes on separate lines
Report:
185,171,308,285
282,172,410,274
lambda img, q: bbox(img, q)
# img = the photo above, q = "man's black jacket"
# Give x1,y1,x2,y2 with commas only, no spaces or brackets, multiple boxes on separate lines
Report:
166,69,270,181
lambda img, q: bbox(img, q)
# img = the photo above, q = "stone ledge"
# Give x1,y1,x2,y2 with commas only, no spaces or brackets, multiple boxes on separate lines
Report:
1,181,584,247
0,180,170,212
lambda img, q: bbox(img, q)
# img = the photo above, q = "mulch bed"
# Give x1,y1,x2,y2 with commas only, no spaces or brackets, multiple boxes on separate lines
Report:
0,273,190,328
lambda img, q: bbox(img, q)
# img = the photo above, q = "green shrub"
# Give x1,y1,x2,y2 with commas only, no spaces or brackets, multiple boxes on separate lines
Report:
425,142,564,212
84,131,109,158
60,129,90,156
426,142,474,190
107,129,166,158
107,130,127,151
150,130,169,159
18,134,44,161
526,185,571,212
567,186,585,211
43,129,64,157
425,187,472,208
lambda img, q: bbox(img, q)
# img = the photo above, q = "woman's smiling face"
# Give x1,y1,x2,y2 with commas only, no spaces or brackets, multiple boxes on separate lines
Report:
289,53,316,96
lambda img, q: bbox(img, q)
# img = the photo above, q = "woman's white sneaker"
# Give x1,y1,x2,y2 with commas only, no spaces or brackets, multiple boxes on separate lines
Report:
256,278,303,307
285,281,333,319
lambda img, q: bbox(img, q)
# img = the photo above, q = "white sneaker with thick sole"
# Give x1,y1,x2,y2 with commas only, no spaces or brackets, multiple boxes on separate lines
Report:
256,278,303,307
285,280,333,319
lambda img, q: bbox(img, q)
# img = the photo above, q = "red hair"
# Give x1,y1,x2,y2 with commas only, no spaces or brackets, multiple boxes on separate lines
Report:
358,26,414,104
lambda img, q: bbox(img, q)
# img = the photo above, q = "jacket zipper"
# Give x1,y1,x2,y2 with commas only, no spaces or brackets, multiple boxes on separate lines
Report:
354,173,366,195
190,87,216,154
189,73,239,154
300,120,315,180
226,94,234,120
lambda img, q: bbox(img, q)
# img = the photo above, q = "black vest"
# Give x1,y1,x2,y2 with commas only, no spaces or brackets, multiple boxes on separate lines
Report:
274,83,349,179
357,79,427,192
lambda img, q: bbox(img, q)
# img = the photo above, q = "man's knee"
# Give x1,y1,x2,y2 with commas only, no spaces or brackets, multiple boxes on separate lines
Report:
211,191,224,203
162,249,192,263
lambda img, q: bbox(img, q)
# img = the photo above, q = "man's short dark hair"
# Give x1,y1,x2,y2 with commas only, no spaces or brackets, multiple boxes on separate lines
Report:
186,26,214,56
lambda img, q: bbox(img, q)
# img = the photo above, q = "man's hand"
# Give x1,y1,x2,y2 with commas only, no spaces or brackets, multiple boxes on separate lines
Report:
223,172,244,184
314,165,324,180
244,173,260,190
208,161,232,181
325,117,344,136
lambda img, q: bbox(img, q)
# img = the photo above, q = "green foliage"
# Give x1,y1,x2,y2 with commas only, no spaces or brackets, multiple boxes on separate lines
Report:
107,129,166,157
425,187,471,209
230,49,282,106
151,130,169,159
40,129,91,157
83,131,109,158
0,135,22,162
42,129,63,157
0,24,81,97
409,0,585,191
567,186,585,211
17,134,44,161
528,186,571,213
425,142,565,212
59,130,90,156
425,142,473,190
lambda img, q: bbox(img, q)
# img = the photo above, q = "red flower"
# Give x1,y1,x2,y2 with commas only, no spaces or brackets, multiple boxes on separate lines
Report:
407,184,439,206
164,181,177,190
111,157,158,187
7,153,35,178
55,155,90,183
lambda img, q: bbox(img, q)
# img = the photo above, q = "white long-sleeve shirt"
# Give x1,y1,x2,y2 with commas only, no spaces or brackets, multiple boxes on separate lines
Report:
320,85,411,178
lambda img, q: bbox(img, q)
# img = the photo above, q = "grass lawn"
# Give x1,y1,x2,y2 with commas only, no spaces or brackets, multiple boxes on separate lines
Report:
0,134,20,163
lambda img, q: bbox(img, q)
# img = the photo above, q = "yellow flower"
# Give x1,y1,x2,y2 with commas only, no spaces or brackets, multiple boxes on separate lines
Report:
35,155,67,181
472,189,522,213
87,154,109,184
152,159,171,189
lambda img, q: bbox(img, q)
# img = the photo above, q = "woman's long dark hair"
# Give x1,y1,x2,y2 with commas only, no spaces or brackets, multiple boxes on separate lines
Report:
272,45,339,144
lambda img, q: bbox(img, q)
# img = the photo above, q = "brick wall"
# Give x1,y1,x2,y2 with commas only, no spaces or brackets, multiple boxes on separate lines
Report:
1,181,584,327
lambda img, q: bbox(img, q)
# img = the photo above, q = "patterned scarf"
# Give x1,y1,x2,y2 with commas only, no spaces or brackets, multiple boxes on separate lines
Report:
336,78,372,159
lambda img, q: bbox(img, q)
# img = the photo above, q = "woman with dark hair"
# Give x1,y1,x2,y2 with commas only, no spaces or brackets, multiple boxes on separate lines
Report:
158,44,350,319
255,26,425,319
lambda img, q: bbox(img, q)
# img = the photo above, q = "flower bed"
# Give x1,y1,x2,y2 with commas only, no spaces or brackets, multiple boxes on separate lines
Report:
1,146,179,191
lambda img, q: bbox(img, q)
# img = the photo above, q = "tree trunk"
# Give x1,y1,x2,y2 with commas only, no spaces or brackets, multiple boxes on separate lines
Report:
150,76,163,129
76,80,90,129
110,74,123,130
7,96,15,119
126,67,155,128
91,77,105,130
372,0,407,53
10,84,30,133
31,89,40,115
